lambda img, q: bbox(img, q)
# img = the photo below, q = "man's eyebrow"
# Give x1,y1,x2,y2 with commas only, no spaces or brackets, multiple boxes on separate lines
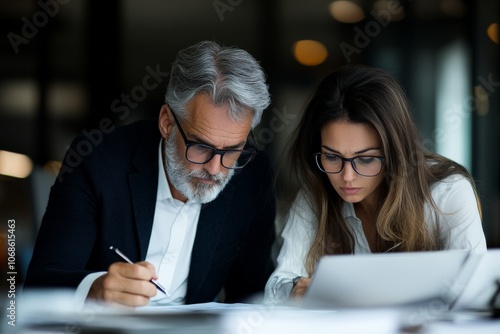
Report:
191,134,246,150
321,145,382,155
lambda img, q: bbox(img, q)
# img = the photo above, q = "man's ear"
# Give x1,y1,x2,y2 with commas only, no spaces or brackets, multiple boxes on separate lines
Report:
158,104,174,139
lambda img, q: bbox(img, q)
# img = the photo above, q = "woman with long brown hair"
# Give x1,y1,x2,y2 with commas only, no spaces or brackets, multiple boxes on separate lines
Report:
265,65,487,305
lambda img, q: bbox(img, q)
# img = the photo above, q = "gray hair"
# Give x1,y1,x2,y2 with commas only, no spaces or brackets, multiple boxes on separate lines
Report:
164,40,271,129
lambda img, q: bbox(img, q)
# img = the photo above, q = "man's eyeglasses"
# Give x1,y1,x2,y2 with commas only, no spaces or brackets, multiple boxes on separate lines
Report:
171,111,257,169
314,153,385,177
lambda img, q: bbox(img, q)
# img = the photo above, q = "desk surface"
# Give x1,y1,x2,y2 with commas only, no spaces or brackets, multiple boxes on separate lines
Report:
5,297,500,334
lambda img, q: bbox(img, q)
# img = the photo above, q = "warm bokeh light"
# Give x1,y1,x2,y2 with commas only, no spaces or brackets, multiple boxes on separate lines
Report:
0,80,38,116
474,85,490,116
292,40,329,66
373,0,406,22
487,23,499,44
0,150,33,178
48,82,87,118
329,0,365,23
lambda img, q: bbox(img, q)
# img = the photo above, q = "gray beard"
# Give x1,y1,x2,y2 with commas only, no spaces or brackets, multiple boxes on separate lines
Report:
162,131,234,204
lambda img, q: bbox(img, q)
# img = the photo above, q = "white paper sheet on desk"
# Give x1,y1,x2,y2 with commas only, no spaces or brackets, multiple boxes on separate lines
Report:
136,301,269,313
16,297,225,333
425,320,500,334
221,307,401,334
14,293,402,334
117,303,401,334
14,296,397,334
302,250,469,309
16,288,79,325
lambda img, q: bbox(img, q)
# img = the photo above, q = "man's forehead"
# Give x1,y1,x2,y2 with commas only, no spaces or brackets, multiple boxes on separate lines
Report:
183,95,252,148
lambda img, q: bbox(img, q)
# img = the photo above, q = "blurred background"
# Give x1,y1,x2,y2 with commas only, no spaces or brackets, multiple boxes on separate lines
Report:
0,0,498,285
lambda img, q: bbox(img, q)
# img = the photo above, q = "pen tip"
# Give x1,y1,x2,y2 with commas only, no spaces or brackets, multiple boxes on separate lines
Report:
109,246,114,250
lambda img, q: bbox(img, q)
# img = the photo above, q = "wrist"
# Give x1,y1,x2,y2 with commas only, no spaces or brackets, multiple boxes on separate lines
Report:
292,276,302,288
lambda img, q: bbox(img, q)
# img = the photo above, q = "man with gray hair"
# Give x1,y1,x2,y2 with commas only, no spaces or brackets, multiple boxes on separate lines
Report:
25,41,276,307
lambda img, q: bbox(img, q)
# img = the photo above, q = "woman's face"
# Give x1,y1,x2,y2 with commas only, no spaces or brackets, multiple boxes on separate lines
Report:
319,120,385,207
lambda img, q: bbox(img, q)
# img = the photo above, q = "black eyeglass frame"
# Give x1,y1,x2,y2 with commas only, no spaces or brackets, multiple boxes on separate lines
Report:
170,111,257,170
313,153,386,177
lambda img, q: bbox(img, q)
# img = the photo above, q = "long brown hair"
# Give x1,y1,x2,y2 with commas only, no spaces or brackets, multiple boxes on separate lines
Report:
277,65,480,276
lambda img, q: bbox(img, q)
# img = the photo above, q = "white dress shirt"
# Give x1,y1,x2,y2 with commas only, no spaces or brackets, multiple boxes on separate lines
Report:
75,140,201,307
264,174,487,305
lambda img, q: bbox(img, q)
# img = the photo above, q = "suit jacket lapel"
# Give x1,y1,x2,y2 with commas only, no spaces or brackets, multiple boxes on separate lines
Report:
128,127,160,261
186,182,235,302
125,122,237,300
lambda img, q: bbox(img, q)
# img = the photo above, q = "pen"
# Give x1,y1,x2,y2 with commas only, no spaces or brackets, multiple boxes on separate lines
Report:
109,246,170,296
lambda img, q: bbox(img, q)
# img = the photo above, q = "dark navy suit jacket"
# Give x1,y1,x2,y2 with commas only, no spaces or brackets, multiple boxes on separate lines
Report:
25,120,276,304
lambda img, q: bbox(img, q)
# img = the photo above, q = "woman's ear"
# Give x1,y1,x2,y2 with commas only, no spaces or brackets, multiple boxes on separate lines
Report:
158,104,174,139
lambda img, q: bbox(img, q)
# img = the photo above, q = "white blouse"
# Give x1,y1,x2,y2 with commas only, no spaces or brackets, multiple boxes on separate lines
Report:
264,174,487,305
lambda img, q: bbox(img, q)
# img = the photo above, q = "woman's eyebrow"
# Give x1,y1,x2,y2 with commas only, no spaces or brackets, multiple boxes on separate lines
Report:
321,145,382,155
354,147,382,154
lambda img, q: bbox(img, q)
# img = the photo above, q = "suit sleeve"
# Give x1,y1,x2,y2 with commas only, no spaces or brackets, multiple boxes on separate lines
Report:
25,135,101,288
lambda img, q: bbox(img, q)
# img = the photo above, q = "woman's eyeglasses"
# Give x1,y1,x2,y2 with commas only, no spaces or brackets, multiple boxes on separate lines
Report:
313,153,385,177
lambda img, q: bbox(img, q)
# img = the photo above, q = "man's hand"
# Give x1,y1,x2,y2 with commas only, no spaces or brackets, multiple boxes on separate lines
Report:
87,261,159,307
290,277,311,300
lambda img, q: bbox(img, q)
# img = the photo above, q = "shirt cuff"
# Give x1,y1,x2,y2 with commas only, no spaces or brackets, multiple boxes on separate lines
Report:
74,271,106,309
264,276,295,305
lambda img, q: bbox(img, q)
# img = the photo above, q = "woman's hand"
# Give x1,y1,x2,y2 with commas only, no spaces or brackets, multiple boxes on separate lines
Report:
290,277,312,299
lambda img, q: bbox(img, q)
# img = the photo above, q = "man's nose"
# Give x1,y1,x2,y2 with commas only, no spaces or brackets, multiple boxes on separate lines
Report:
203,154,224,175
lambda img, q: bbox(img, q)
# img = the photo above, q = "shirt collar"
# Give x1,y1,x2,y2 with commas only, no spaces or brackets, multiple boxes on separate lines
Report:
157,139,173,202
343,201,357,219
